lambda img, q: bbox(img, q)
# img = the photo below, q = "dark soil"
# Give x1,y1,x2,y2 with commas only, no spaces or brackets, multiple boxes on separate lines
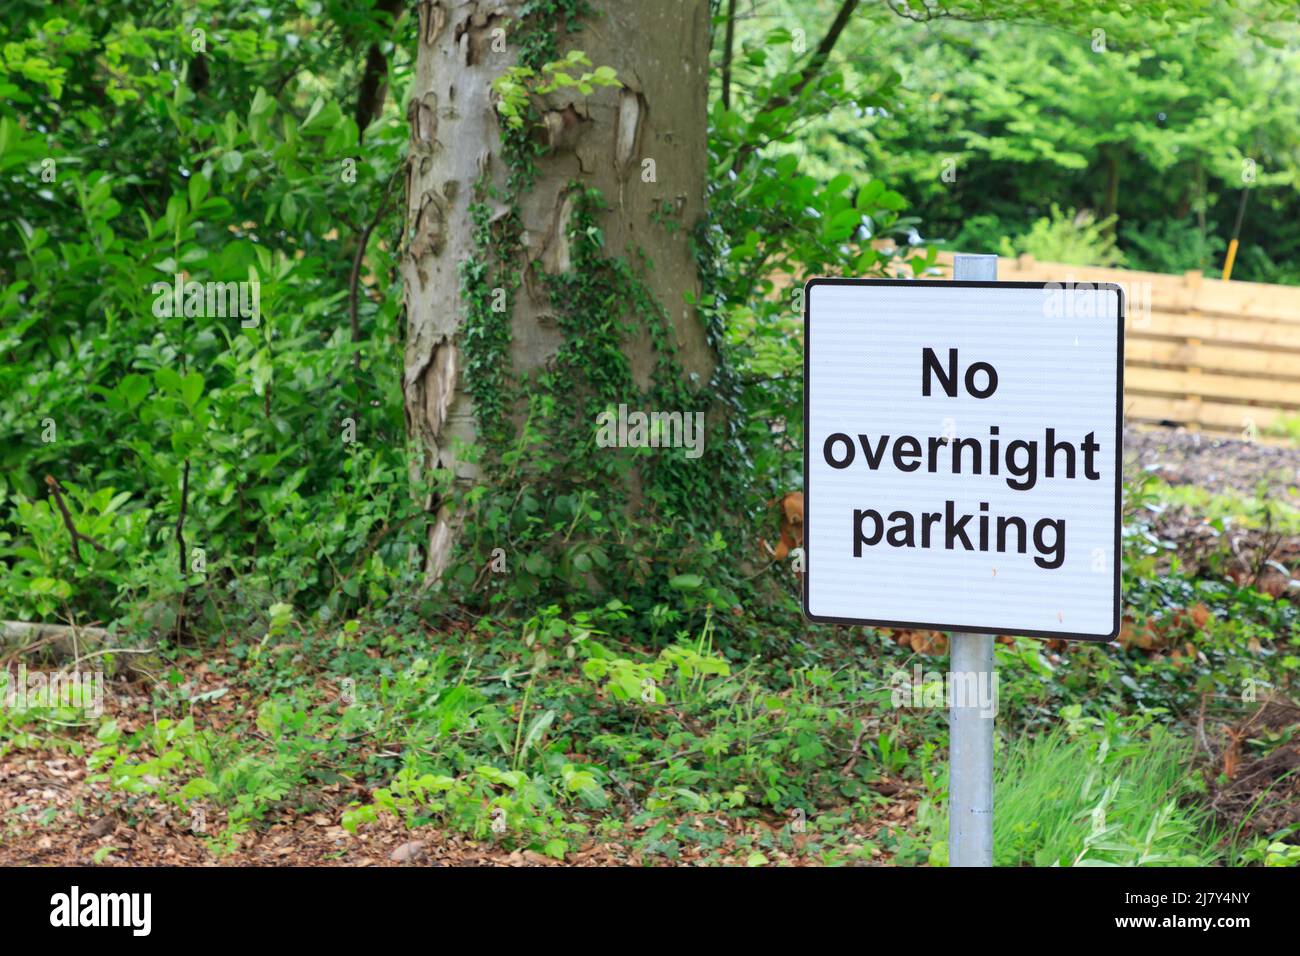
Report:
1125,425,1300,508
1124,426,1300,595
1208,697,1300,843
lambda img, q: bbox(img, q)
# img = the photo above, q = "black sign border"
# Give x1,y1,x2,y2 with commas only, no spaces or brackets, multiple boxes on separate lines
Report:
801,277,1125,643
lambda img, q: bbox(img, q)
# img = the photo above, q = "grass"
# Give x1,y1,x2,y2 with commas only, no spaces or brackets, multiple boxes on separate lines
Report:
918,715,1224,867
1265,413,1300,444
1144,477,1300,534
991,721,1221,866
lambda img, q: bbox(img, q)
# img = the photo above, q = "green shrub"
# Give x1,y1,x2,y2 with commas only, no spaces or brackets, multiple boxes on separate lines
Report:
999,205,1124,267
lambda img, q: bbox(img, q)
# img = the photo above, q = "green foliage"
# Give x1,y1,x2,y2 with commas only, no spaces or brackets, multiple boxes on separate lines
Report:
772,1,1300,280
335,605,899,857
1121,217,1226,275
1240,838,1300,867
995,205,1125,267
84,691,375,852
951,205,1125,266
1266,413,1300,443
994,712,1220,866
492,50,619,128
0,1,423,631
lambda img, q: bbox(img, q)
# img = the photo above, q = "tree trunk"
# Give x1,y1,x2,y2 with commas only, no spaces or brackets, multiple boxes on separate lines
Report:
1102,150,1120,230
401,0,714,582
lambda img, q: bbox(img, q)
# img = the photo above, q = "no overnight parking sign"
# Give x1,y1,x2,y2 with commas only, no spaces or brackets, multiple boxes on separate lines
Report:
802,278,1124,641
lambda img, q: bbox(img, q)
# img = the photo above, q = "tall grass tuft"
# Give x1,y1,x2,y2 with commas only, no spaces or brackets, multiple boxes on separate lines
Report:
922,712,1223,866
992,719,1221,866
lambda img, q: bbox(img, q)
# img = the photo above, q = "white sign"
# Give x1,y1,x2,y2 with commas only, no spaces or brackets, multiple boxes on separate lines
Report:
803,279,1123,641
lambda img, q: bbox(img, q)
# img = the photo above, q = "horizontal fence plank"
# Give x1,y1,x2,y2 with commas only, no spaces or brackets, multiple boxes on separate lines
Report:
934,253,1200,309
935,252,1300,323
1129,311,1300,350
1126,338,1300,379
1126,366,1300,407
1125,395,1289,434
1194,280,1300,325
827,253,1300,432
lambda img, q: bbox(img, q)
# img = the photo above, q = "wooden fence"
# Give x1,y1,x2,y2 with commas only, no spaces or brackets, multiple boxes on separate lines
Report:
930,252,1300,437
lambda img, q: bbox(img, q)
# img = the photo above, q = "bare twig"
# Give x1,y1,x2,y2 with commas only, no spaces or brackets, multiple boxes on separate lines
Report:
44,476,106,564
841,721,871,775
721,0,738,110
176,459,190,577
1249,507,1284,590
608,771,644,815
348,166,404,373
1195,691,1213,761
60,646,158,665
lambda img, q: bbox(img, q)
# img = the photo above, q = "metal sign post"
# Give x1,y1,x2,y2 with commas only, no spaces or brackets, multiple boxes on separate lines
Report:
801,253,1124,871
948,253,997,868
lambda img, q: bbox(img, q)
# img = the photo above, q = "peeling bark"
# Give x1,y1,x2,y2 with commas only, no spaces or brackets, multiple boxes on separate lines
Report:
402,0,713,581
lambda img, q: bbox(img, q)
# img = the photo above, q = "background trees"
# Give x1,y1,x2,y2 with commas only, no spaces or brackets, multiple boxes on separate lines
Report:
746,0,1300,279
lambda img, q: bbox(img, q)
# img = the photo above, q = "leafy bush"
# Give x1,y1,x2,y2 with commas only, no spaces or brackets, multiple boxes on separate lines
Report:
998,205,1124,267
0,3,420,634
1120,217,1225,275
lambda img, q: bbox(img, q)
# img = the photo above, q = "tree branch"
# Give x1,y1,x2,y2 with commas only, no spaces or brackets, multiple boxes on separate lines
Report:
348,165,403,372
176,459,190,577
44,476,105,564
353,0,405,142
721,0,738,110
731,0,861,173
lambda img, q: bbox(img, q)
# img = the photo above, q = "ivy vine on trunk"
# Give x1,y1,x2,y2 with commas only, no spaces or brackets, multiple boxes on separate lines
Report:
401,0,736,600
